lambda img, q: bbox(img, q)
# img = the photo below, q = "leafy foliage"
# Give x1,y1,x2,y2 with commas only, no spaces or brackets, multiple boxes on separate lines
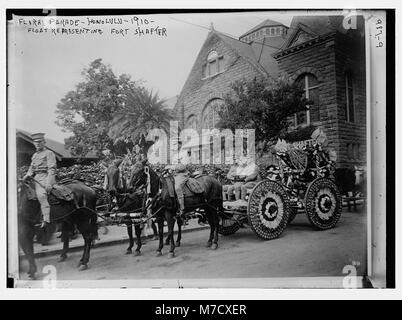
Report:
218,76,310,152
55,59,170,157
107,87,172,148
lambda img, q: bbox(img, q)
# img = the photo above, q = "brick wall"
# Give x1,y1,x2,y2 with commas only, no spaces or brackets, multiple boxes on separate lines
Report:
275,32,366,169
173,29,366,169
333,32,366,168
175,32,266,130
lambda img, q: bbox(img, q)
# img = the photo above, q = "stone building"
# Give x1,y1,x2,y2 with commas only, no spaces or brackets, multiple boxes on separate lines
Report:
173,15,366,169
273,15,366,168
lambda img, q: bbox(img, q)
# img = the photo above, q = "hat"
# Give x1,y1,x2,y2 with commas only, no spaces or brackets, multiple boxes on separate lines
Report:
31,133,45,142
174,163,187,173
192,170,203,177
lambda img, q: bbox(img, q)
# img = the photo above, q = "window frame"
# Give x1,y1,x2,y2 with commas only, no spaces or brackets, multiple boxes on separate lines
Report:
203,50,225,79
186,114,198,130
294,73,320,127
201,99,224,130
345,72,356,123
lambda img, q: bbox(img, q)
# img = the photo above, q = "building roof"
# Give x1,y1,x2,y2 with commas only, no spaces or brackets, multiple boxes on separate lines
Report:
250,35,286,77
287,15,346,37
214,31,271,76
16,129,98,160
163,95,178,110
273,15,365,58
240,18,287,38
216,31,259,63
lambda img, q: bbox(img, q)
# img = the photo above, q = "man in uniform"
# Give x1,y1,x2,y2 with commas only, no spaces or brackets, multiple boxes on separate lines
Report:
23,133,57,228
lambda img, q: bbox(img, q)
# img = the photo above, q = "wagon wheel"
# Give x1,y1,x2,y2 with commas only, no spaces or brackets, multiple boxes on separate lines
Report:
247,180,290,240
288,208,298,224
218,214,241,236
305,177,342,230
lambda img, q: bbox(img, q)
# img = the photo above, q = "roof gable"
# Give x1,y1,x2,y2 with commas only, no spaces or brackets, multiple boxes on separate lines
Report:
216,31,258,63
280,23,317,50
176,31,267,107
16,129,97,159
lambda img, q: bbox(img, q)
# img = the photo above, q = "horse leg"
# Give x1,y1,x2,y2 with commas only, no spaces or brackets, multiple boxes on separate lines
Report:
134,224,142,256
156,216,164,256
175,216,182,247
211,207,219,250
75,222,91,270
27,235,37,278
164,218,170,245
126,223,134,254
151,221,158,240
165,234,170,245
20,226,37,279
205,211,214,248
167,210,176,258
58,222,70,262
79,213,98,270
78,236,90,271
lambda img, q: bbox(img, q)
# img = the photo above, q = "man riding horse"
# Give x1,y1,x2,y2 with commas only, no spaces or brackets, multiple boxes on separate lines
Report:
23,133,57,229
18,133,99,278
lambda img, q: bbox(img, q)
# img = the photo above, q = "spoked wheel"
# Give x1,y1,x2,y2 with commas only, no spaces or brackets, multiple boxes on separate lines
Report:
305,177,342,229
218,213,241,236
247,180,290,240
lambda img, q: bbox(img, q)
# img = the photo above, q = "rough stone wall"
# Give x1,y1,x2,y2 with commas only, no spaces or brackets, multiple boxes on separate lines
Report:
175,32,266,130
275,33,366,168
333,32,367,168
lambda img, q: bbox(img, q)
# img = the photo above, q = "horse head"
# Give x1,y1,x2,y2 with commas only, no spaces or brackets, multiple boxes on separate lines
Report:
105,160,126,194
112,160,161,213
128,159,148,191
128,160,160,195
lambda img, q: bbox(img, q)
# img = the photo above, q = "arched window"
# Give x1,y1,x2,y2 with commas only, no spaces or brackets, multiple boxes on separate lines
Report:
202,99,225,130
203,50,224,78
345,72,355,122
186,115,197,130
294,73,320,126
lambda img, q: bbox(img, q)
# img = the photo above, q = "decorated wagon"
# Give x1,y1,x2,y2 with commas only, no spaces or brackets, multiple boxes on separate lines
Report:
218,128,342,240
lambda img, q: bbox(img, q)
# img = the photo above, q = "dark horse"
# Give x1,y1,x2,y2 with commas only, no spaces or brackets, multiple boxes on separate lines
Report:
115,161,223,258
109,161,181,257
18,179,98,279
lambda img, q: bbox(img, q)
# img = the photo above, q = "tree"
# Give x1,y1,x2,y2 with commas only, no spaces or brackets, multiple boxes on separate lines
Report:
218,76,310,152
55,59,169,157
107,87,172,153
55,59,129,156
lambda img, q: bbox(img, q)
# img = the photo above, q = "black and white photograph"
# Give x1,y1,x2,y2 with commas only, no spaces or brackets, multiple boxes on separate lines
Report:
4,5,392,292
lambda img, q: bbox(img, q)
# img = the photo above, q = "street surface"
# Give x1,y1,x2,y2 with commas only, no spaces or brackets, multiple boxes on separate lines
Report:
18,209,367,285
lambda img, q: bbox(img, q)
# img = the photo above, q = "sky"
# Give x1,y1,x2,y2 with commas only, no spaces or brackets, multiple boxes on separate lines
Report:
9,11,294,143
